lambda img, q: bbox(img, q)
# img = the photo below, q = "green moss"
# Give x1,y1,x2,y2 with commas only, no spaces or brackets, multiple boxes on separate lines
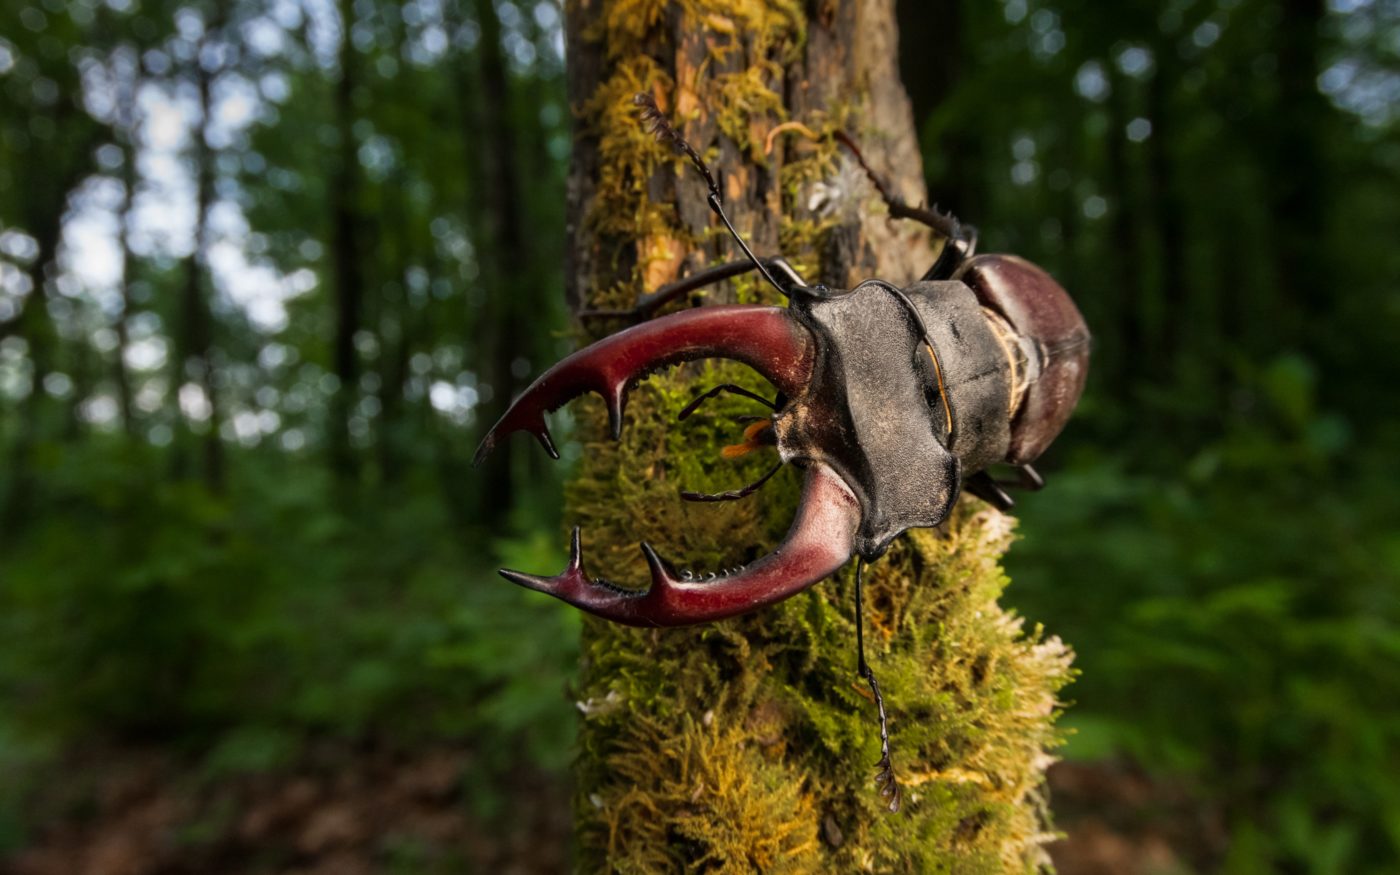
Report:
570,478,1073,871
580,56,682,247
579,713,822,874
565,1,1073,871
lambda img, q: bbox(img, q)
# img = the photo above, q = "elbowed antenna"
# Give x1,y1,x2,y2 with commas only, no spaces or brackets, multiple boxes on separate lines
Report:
633,93,791,296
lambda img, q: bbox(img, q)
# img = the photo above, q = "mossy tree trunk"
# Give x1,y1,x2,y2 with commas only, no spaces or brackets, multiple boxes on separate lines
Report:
561,1,1073,870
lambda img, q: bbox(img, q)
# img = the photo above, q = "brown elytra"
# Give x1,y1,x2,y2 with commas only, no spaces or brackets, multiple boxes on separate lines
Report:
959,254,1092,466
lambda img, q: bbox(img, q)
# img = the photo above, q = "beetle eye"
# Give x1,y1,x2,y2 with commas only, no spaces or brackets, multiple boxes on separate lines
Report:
914,350,955,435
914,350,939,405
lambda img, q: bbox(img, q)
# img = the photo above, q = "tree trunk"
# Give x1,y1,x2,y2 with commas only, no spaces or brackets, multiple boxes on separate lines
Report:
113,103,139,439
2,204,64,531
1104,67,1146,399
561,0,1072,870
172,38,224,492
1266,0,1330,342
375,176,412,487
0,74,98,530
898,0,981,224
468,0,533,519
328,0,365,486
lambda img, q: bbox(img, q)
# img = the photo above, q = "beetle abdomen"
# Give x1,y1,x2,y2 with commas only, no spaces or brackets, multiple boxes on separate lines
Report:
956,255,1090,465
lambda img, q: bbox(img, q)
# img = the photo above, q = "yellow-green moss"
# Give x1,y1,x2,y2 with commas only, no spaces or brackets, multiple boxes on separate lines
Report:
565,1,1073,871
581,56,683,246
583,713,823,873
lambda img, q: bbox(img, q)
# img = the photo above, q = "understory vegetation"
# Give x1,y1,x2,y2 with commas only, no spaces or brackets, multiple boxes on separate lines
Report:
1,0,1397,871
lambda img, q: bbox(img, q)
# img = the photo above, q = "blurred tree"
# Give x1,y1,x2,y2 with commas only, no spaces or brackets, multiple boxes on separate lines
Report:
327,0,365,486
171,12,224,490
0,0,576,799
467,0,531,518
110,42,140,439
1266,0,1332,340
0,2,104,526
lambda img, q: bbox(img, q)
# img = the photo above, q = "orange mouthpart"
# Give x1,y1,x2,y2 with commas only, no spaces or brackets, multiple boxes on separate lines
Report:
721,420,774,459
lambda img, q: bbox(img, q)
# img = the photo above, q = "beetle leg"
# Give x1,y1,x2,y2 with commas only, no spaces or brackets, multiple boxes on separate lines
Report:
964,471,1015,511
472,305,814,465
964,464,1046,511
1016,464,1045,491
680,461,782,503
854,558,901,813
833,131,978,281
677,383,775,421
919,225,978,282
676,380,778,480
499,463,860,626
580,257,809,323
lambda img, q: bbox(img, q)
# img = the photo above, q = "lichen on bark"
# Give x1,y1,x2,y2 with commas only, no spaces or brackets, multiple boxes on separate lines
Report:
561,0,1074,870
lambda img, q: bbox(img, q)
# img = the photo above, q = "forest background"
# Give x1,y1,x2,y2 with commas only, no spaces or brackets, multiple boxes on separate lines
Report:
0,0,1397,872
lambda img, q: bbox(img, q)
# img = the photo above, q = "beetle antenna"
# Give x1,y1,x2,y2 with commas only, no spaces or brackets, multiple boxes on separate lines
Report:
633,93,789,296
855,558,902,813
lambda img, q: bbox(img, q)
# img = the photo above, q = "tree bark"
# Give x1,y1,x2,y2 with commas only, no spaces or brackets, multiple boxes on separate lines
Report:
562,1,1072,869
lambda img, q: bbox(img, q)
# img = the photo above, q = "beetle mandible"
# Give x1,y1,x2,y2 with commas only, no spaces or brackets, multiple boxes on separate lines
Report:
474,94,1090,811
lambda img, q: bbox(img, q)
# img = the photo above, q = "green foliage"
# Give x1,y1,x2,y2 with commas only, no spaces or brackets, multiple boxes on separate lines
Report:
0,0,584,857
900,1,1400,869
0,440,579,849
1007,356,1400,872
0,444,559,733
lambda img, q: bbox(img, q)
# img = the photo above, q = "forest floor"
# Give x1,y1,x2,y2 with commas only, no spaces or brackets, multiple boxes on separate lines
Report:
0,750,1211,875
0,742,570,875
1048,761,1225,875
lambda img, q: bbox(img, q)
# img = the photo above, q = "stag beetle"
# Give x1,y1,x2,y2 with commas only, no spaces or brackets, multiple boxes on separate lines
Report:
474,94,1089,810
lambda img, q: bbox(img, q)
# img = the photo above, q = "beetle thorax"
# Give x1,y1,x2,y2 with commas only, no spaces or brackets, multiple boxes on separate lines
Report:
769,280,1017,559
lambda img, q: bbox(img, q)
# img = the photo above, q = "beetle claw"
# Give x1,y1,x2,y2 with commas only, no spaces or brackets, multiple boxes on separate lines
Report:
472,306,814,467
498,464,862,626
